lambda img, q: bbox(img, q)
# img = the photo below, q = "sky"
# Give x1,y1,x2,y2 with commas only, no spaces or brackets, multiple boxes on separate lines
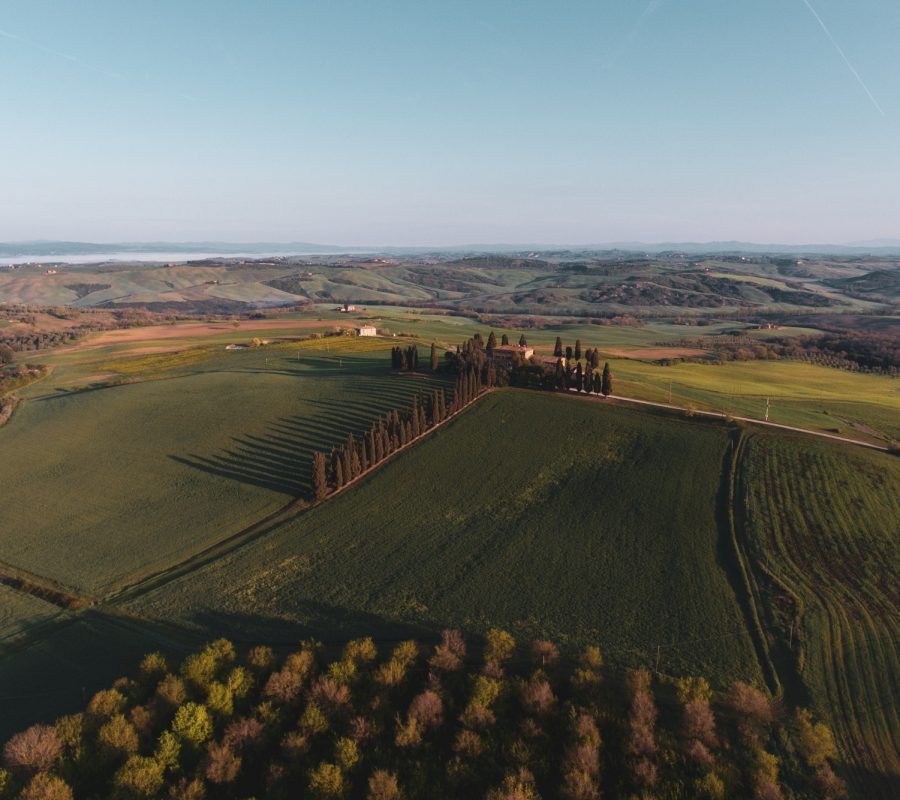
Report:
1,0,898,246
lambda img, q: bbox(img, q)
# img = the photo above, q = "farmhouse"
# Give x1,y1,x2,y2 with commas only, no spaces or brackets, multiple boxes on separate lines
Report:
338,303,360,312
488,344,533,366
356,325,377,337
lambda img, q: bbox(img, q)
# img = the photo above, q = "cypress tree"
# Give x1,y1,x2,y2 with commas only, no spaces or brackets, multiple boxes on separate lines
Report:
334,453,345,489
554,359,566,391
565,362,573,389
601,362,612,396
419,401,427,433
346,433,357,477
487,331,497,352
359,439,369,472
591,349,600,369
593,371,602,394
430,342,438,371
575,362,583,392
412,345,419,370
311,452,328,501
411,397,420,438
375,424,385,462
369,428,377,465
501,333,509,346
565,345,573,361
518,334,527,347
575,339,582,361
554,336,563,357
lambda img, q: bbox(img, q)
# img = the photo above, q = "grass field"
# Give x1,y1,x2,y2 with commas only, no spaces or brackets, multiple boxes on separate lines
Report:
120,390,761,686
0,586,63,645
737,432,900,797
605,359,900,442
0,341,448,596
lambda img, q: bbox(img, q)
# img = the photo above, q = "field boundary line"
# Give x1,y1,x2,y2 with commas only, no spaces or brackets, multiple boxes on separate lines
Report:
560,387,890,452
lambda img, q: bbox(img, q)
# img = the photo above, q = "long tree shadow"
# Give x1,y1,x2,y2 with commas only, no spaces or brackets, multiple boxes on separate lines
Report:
167,370,449,497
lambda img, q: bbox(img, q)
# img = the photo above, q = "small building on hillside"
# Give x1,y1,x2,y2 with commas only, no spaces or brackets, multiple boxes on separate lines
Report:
356,325,377,337
338,303,360,312
488,344,534,366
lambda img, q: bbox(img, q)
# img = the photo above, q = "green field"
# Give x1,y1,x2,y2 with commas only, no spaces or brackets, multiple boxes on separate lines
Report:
0,586,63,645
120,390,761,685
0,341,448,596
738,432,900,796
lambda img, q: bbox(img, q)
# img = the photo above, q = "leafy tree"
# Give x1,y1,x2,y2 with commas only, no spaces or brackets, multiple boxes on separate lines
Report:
171,703,212,749
601,363,612,396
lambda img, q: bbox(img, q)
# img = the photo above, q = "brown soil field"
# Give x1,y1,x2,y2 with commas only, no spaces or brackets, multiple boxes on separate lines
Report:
69,318,343,350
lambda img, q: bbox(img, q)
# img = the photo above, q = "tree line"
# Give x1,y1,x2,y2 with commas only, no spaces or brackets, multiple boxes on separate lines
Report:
310,374,489,501
0,631,846,800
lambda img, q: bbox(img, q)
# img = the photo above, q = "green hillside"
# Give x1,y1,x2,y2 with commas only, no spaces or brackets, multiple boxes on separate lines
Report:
122,391,761,685
737,432,900,796
0,342,447,596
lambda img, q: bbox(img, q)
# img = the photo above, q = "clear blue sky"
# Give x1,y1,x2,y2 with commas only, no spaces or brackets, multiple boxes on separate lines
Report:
1,0,897,245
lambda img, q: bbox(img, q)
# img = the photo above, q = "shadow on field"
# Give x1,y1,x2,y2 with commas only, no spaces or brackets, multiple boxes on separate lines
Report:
185,604,435,648
168,374,444,495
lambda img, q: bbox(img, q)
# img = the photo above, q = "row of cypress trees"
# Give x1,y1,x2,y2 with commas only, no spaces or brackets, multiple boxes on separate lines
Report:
554,336,601,368
545,359,613,395
310,373,490,501
390,345,419,371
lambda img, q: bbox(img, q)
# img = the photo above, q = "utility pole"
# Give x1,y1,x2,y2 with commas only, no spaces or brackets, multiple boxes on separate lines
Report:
765,397,770,422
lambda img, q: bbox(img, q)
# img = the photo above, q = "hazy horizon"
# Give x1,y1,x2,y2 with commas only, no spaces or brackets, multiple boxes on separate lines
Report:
2,1,898,244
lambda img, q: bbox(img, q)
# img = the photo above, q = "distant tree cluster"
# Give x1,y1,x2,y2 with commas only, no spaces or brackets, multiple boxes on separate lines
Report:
664,332,900,376
0,632,846,800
